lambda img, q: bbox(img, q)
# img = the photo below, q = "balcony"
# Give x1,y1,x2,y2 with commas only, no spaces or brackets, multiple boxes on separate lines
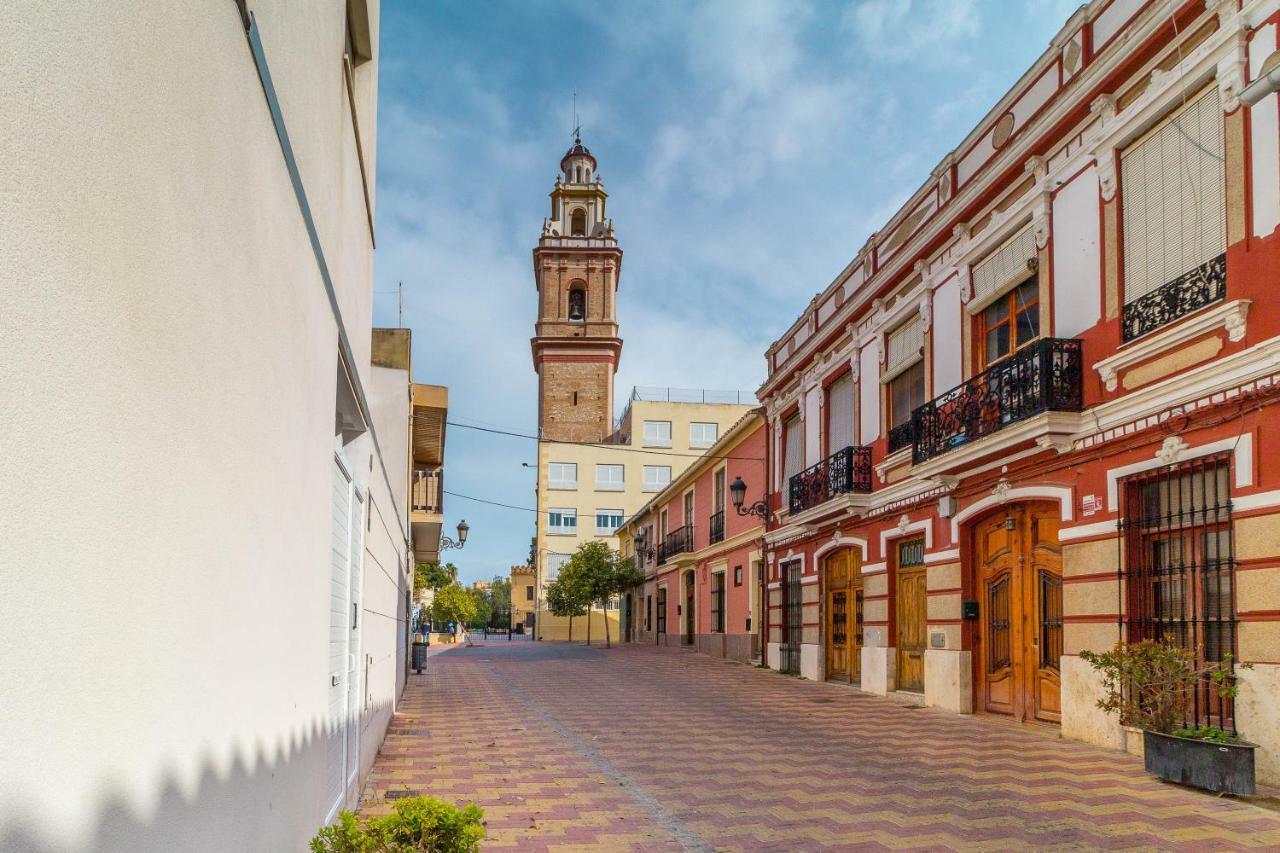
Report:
887,421,914,454
709,509,725,545
910,338,1083,465
410,383,448,563
788,445,873,515
412,467,443,513
1122,253,1226,343
657,525,693,565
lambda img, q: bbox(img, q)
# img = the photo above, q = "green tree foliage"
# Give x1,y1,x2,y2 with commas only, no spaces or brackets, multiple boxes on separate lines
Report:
414,561,456,596
544,568,589,642
429,583,477,629
563,541,645,648
310,795,484,852
465,586,492,629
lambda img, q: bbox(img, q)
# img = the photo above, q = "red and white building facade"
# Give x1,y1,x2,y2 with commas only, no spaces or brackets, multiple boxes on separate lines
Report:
758,0,1280,786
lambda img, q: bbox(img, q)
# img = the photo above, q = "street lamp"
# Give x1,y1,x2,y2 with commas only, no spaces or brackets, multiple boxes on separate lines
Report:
440,519,469,551
633,526,655,562
730,476,772,523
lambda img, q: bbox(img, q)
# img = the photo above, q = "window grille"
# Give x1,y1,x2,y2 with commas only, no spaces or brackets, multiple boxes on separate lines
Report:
656,586,667,635
711,572,725,633
1119,451,1236,732
781,559,803,675
971,223,1036,309
1121,86,1225,307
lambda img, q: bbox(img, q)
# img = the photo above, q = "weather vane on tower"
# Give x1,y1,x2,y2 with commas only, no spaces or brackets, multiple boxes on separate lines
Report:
572,89,581,144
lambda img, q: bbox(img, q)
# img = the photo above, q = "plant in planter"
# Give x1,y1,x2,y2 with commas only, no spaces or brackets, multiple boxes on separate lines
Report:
1080,640,1255,795
310,795,484,852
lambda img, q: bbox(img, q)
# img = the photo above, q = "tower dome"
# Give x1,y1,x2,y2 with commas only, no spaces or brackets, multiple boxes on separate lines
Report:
560,133,597,185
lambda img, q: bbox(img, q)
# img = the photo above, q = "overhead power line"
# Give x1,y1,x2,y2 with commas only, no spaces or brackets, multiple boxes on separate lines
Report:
446,420,766,462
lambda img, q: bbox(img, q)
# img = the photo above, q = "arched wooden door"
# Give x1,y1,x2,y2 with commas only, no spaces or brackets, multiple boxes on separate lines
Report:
973,503,1063,723
824,549,863,682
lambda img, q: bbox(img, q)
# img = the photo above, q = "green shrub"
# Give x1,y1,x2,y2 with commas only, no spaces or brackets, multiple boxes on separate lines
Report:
310,796,485,853
1171,724,1241,744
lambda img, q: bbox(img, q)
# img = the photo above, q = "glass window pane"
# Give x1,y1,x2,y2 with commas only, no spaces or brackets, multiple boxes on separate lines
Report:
1017,306,1040,345
986,324,1009,361
984,299,1009,324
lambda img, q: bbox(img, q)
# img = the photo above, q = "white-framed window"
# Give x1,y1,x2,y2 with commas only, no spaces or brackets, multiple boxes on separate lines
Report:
643,465,672,492
595,509,624,534
595,463,624,491
689,422,718,449
547,508,577,535
548,462,577,489
545,552,569,580
642,420,672,448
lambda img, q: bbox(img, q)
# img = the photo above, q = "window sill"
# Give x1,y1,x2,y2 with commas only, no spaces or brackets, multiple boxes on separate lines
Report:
643,442,673,449
1093,299,1250,392
594,484,625,492
548,484,578,491
642,486,667,493
545,530,577,537
689,442,714,450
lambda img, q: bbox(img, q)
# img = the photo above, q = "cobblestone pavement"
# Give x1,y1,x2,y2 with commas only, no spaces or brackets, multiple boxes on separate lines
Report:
360,641,1280,851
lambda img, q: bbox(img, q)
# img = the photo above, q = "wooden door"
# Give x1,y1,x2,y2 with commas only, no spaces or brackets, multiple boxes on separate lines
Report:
825,549,864,682
975,504,1062,723
825,551,851,680
896,555,926,696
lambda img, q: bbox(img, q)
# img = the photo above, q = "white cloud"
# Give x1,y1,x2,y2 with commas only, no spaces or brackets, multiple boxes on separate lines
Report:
842,0,980,65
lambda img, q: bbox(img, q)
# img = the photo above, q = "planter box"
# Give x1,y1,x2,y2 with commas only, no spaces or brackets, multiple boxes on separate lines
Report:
1143,730,1257,795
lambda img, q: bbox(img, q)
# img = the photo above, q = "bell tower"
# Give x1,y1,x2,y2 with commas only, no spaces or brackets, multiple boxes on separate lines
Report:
531,134,623,442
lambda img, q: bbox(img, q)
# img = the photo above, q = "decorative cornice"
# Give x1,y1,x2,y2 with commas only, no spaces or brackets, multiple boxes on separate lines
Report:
1092,299,1252,392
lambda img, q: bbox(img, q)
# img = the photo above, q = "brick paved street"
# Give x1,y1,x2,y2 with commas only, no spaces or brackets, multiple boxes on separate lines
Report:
361,642,1280,851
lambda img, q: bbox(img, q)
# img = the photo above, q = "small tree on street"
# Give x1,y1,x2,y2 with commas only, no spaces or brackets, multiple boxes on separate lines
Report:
544,571,588,642
430,583,477,639
564,541,644,648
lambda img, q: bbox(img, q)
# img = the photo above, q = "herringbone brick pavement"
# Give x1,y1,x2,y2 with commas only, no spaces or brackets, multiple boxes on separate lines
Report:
360,641,1280,851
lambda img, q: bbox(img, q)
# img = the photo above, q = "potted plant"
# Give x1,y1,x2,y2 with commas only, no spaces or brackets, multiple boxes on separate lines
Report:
1080,640,1256,795
311,795,484,852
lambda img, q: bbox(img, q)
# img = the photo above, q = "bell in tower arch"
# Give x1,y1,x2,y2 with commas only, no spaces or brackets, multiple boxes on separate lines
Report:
568,287,586,321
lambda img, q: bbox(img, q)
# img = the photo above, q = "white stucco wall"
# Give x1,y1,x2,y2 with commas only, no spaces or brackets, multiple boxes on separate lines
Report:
1051,165,1102,339
0,2,389,851
931,275,962,395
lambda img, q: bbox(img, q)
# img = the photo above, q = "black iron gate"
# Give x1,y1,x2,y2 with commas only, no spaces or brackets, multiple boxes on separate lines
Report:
781,559,802,675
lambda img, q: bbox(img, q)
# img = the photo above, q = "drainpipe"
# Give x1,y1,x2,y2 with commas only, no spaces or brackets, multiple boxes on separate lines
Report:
758,416,771,664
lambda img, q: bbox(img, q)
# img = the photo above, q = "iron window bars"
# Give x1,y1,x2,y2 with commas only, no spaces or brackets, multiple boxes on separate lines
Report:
788,445,873,514
711,572,725,633
658,525,693,564
910,338,1083,464
1118,451,1237,733
709,509,725,545
1121,253,1226,343
781,560,803,675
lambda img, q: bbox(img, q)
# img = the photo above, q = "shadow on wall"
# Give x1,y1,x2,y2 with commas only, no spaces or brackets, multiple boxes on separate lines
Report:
0,700,397,853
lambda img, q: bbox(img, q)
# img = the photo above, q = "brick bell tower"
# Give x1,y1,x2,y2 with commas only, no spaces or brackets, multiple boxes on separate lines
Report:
531,133,623,442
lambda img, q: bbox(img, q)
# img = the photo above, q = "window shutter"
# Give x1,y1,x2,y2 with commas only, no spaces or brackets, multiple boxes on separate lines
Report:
826,371,856,451
1121,86,1225,304
971,223,1036,308
783,413,803,480
886,317,923,374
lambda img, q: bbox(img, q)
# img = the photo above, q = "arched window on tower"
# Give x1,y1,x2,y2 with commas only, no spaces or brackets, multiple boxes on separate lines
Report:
570,209,586,236
568,287,586,322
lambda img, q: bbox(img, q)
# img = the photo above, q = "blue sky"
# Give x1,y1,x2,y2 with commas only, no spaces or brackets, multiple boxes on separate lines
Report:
372,0,1079,584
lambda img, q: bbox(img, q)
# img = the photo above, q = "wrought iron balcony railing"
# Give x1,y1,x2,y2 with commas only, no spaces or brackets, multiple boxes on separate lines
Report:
411,467,442,513
910,338,1083,465
1122,253,1226,342
657,525,693,565
709,509,725,545
887,420,914,454
788,445,873,515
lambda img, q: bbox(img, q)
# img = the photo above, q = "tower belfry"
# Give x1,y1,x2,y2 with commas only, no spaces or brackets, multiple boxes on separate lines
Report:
531,136,622,442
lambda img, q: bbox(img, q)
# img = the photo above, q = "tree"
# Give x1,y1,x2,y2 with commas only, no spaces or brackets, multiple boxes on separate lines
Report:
563,541,645,648
544,570,588,642
414,561,457,596
429,583,477,636
466,587,492,629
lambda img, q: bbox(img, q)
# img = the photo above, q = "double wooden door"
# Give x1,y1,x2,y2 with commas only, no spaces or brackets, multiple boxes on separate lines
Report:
896,539,927,693
825,549,863,682
974,504,1063,723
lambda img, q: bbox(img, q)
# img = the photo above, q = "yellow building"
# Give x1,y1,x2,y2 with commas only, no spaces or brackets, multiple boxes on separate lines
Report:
510,565,536,635
533,392,754,641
